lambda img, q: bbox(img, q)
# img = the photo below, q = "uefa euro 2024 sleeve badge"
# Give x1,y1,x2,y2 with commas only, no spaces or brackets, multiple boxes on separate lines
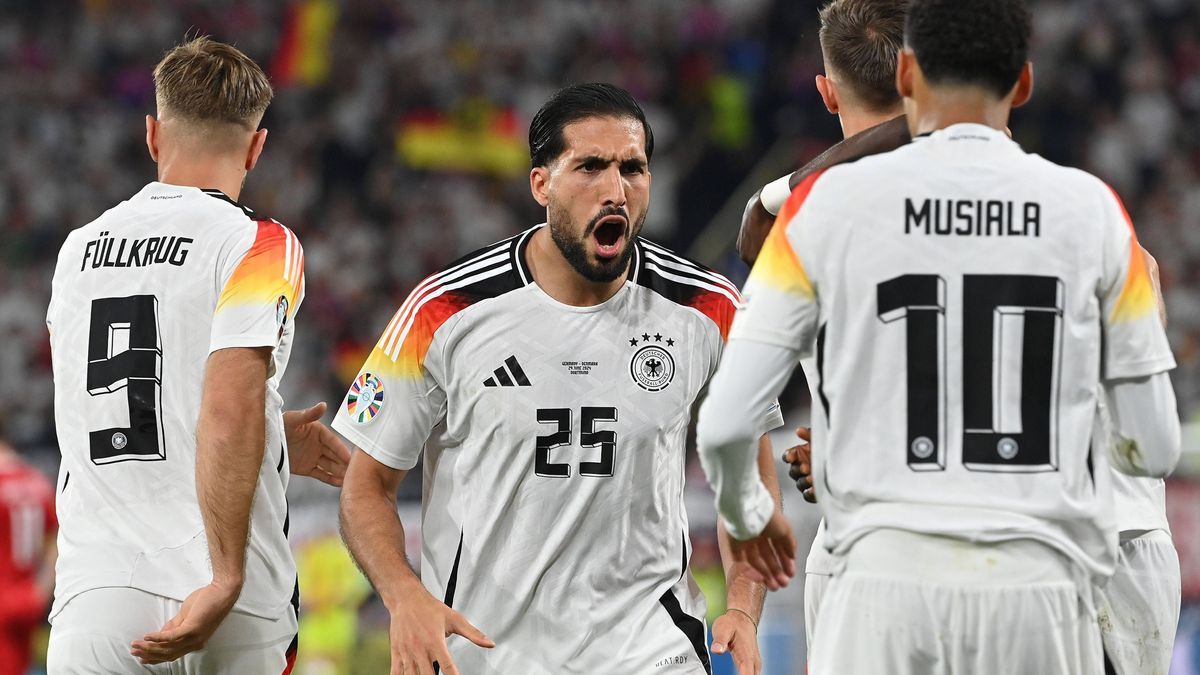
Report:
346,373,386,424
627,332,675,392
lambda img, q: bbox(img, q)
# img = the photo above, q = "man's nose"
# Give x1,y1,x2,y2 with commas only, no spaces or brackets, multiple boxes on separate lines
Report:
600,165,627,207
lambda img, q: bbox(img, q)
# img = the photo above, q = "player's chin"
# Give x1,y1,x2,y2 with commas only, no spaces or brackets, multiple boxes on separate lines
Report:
586,246,630,279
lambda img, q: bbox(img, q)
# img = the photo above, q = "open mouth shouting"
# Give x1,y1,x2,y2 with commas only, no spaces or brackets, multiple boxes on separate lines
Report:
591,212,628,260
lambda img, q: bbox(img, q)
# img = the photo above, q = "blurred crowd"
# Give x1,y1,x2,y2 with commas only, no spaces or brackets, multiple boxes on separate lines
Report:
2,1,1200,673
2,0,1200,476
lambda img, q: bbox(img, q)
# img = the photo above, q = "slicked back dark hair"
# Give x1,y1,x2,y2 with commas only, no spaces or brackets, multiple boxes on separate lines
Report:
818,0,907,112
529,83,654,168
906,0,1032,98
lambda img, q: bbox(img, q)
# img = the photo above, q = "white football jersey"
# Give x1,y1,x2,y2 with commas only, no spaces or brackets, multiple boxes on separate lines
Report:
333,226,781,675
734,124,1175,581
46,182,305,620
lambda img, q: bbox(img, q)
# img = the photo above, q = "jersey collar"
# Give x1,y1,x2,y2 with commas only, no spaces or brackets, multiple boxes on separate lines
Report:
915,123,1018,148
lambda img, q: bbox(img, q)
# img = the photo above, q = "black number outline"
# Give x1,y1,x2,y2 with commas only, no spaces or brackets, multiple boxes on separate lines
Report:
877,275,947,471
535,408,572,477
579,407,618,477
876,274,1063,473
86,295,165,465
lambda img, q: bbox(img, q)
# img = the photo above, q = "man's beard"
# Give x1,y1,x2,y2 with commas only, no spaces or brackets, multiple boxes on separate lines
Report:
548,204,643,283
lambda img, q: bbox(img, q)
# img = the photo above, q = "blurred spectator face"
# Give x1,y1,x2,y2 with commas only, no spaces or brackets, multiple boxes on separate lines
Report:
537,115,650,283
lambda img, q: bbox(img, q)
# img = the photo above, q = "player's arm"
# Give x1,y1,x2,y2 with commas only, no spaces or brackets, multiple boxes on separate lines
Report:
701,173,827,587
340,450,493,675
697,340,800,576
711,435,780,675
737,185,782,266
738,118,913,267
1104,374,1180,478
1097,187,1180,480
132,346,271,664
134,221,306,664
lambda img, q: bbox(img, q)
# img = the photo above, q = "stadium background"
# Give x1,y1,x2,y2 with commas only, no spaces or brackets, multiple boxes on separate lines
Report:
3,0,1200,672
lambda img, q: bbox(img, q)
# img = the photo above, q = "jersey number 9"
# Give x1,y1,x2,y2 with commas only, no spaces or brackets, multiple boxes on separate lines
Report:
86,295,166,465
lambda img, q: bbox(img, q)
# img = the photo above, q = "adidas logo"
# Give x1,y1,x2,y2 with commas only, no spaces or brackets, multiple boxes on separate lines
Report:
484,355,532,387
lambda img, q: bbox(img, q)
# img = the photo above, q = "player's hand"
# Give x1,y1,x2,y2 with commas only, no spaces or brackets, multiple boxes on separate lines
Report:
130,580,240,664
781,427,816,503
711,609,761,675
726,510,797,591
284,402,351,487
387,582,495,675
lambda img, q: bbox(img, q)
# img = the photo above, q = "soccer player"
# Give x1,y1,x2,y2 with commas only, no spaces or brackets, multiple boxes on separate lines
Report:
44,37,347,673
698,0,1181,672
335,83,789,675
0,418,58,675
740,0,909,653
743,2,1182,671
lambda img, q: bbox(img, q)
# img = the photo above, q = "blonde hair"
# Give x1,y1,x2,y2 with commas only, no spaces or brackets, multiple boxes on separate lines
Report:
153,36,273,130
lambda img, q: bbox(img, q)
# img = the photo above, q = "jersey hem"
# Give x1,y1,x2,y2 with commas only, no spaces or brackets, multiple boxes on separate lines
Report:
1105,355,1177,381
209,333,280,353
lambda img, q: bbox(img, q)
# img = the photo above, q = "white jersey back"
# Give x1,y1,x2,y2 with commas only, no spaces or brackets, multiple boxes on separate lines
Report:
47,182,305,620
333,227,781,674
733,124,1175,580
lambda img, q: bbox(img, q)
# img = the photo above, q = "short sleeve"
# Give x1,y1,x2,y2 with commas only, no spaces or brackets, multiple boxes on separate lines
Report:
1098,186,1175,380
730,170,826,358
209,221,305,353
331,288,467,470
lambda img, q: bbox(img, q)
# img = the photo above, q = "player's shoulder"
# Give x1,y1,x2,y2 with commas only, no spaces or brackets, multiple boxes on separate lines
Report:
411,225,536,305
372,226,538,364
633,238,741,338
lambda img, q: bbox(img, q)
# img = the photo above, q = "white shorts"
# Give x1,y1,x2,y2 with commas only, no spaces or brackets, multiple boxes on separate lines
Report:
47,587,297,675
804,572,831,654
1096,529,1180,675
809,529,1103,675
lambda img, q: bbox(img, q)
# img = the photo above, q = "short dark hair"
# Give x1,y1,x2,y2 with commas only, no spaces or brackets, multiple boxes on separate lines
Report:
818,0,907,112
905,0,1032,98
529,83,654,168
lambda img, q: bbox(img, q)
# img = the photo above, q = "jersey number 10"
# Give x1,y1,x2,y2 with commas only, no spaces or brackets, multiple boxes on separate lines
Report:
877,274,1063,473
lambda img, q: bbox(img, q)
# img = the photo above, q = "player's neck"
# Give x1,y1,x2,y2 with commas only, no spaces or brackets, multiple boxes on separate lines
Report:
156,152,247,202
526,226,629,307
906,88,1011,137
839,109,903,139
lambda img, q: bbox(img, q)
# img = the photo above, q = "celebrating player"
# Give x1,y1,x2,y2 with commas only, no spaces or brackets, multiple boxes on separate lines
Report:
335,83,789,675
698,0,1180,672
741,1,1182,671
741,0,909,653
45,37,348,673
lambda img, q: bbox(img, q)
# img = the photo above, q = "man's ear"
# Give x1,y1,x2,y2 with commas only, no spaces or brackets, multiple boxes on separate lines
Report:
245,128,268,172
1010,61,1034,109
896,48,917,99
145,115,160,163
815,74,840,115
529,166,551,207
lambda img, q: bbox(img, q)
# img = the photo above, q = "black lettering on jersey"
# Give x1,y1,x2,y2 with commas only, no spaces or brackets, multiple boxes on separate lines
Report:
904,199,1041,238
80,231,193,271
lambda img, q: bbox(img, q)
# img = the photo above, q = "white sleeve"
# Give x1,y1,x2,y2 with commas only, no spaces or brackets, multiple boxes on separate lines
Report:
697,339,801,540
1104,372,1181,478
759,173,793,216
